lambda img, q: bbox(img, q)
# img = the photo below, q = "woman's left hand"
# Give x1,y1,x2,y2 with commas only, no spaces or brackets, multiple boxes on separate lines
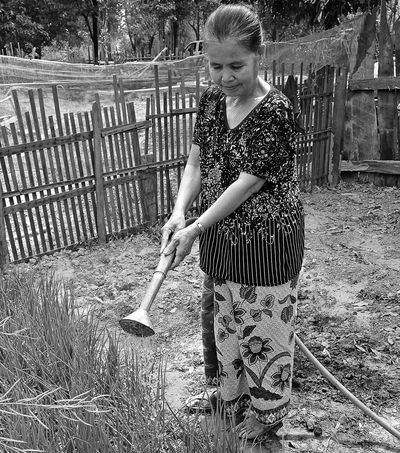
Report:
162,224,198,269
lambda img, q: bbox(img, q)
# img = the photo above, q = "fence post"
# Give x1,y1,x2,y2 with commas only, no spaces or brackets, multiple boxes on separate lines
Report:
331,66,348,186
139,154,158,223
126,102,157,223
0,183,9,272
92,99,107,243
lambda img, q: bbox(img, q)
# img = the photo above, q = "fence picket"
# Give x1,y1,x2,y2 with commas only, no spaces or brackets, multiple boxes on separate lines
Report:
38,90,64,249
109,107,132,228
92,99,106,242
76,112,96,238
175,92,182,185
0,175,8,269
65,113,89,240
104,107,124,231
154,66,165,220
48,115,71,245
144,98,150,155
150,94,159,220
180,74,188,156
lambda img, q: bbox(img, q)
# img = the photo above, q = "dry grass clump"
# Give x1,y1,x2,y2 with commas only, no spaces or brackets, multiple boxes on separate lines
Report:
0,270,243,452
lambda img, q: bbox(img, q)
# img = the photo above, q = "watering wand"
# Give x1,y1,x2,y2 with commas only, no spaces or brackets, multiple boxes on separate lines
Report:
119,217,197,336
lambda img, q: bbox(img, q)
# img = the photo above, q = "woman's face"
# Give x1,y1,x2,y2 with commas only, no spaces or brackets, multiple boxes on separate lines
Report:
206,39,261,98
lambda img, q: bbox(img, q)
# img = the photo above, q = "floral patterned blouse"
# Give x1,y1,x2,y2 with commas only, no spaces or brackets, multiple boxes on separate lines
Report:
192,85,304,287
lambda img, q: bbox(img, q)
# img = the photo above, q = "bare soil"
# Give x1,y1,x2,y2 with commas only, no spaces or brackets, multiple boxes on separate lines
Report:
16,180,400,453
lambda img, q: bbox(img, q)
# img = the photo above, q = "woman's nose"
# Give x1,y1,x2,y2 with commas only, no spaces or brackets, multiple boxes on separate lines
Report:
221,68,234,82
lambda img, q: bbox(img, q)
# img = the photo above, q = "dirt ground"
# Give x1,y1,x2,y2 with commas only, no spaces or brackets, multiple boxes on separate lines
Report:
15,180,400,452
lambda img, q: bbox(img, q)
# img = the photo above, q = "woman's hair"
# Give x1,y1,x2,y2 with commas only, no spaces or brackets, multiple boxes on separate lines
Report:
204,3,263,53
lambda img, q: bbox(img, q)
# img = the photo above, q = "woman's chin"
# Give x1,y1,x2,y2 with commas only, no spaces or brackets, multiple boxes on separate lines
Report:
221,86,241,96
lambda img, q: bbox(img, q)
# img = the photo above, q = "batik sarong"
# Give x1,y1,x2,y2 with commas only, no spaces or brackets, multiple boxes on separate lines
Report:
214,275,298,427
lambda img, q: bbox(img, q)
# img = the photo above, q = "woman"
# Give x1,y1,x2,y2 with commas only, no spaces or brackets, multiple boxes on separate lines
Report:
160,3,304,440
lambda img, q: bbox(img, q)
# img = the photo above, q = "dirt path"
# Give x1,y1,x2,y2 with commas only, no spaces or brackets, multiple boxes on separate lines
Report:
19,181,400,452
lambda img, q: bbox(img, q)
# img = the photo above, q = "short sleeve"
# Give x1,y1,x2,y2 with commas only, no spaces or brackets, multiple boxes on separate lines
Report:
242,97,296,181
192,87,212,147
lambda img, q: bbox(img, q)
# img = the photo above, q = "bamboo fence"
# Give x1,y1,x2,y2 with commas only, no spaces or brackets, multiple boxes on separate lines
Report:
265,62,335,188
0,63,336,267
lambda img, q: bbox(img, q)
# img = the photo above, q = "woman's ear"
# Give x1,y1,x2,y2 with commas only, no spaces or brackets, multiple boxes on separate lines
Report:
258,43,266,60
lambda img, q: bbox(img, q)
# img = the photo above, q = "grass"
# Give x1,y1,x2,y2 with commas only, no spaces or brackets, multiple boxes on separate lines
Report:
0,269,248,452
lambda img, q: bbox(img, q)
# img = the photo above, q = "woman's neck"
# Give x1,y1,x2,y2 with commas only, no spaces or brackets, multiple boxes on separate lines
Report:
227,77,270,104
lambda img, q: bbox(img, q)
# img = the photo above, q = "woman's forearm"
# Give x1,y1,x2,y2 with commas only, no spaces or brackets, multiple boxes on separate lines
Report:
197,173,264,229
173,163,201,214
172,144,201,215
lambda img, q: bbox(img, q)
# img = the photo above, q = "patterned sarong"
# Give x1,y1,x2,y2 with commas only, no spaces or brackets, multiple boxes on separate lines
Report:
214,275,299,426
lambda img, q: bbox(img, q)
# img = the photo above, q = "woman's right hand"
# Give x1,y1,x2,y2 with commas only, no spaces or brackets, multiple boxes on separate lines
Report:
160,213,186,254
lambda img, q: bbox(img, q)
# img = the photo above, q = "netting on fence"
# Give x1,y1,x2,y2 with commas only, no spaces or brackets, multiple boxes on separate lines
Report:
265,13,369,73
0,54,206,85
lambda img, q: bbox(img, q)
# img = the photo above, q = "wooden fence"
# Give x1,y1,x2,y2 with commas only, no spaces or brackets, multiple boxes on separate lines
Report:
0,62,338,267
265,62,337,187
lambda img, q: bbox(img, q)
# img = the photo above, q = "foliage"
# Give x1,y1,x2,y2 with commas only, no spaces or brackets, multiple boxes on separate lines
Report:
54,0,123,63
122,0,167,56
0,0,122,62
0,0,86,56
222,0,382,41
121,0,217,56
186,0,220,40
303,0,381,29
0,269,245,452
0,0,48,55
0,0,391,60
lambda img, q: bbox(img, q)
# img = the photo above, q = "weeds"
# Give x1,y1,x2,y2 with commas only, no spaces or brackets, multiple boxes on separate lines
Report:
0,269,244,452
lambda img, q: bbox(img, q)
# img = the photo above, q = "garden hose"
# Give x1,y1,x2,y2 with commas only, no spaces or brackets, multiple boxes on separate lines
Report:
295,334,400,441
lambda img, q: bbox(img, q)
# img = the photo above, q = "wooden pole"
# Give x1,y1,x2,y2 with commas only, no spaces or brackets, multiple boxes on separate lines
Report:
92,98,106,243
0,181,9,272
331,66,348,186
394,18,400,158
377,0,396,160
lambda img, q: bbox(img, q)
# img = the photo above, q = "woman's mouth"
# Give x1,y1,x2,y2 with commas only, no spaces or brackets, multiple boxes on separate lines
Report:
222,85,238,91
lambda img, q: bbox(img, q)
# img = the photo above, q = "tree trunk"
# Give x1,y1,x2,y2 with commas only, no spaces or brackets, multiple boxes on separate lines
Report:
171,20,179,52
128,30,136,53
148,35,155,55
93,11,99,64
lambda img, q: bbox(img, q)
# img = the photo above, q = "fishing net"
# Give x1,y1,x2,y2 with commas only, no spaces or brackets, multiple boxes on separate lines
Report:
264,13,372,73
0,54,206,85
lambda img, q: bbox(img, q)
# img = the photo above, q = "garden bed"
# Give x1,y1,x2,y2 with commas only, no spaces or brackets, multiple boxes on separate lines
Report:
12,180,400,452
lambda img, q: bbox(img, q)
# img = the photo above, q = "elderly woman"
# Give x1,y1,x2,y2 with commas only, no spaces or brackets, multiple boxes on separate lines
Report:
161,3,304,440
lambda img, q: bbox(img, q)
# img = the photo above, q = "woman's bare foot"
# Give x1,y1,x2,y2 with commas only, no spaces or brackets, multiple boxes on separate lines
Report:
236,414,282,440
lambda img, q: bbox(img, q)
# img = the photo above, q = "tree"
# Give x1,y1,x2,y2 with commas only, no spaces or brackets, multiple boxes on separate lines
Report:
122,0,171,57
0,0,77,56
305,0,381,29
122,0,193,57
186,0,219,40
